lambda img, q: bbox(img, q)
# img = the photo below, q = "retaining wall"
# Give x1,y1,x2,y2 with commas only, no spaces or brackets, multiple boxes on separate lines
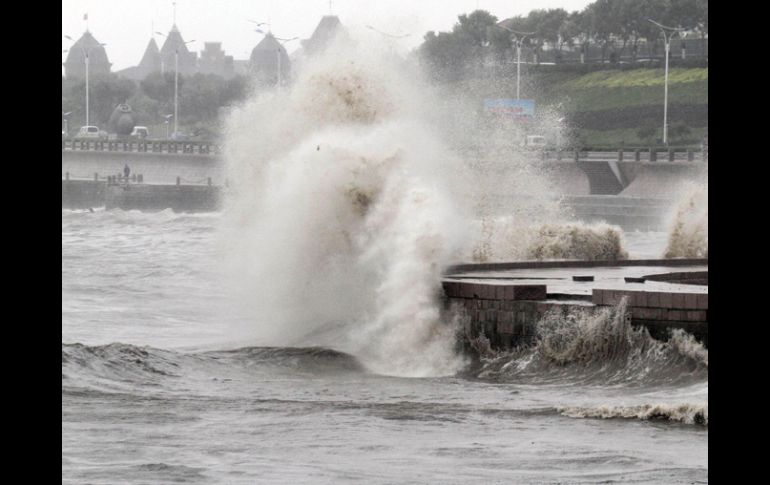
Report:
442,281,708,353
62,180,106,209
104,183,221,212
62,150,222,185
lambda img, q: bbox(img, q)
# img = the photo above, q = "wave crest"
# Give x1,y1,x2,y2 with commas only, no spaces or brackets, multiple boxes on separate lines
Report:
559,403,708,426
474,298,708,385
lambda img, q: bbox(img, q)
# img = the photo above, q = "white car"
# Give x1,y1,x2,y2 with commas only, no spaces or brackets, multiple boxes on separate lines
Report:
522,135,547,149
131,126,149,139
76,126,106,139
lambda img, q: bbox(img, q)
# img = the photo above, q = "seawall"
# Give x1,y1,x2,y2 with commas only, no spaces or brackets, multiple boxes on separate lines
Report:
105,182,222,212
442,259,708,353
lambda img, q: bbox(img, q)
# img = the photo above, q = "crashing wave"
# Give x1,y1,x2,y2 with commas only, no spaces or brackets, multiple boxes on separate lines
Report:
559,403,708,426
474,298,708,385
664,182,708,258
526,222,628,261
470,220,628,262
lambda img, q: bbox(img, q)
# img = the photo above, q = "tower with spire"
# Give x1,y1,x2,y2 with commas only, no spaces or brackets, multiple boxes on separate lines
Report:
249,33,291,86
138,38,162,76
64,30,111,80
300,15,346,57
159,23,197,75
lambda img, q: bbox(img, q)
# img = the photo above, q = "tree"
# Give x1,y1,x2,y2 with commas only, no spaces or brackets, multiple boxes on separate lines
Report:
419,10,507,81
558,12,583,50
666,0,701,30
528,9,570,50
583,0,619,61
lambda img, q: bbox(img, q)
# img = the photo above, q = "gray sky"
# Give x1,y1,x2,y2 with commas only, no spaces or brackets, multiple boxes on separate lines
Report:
62,0,593,72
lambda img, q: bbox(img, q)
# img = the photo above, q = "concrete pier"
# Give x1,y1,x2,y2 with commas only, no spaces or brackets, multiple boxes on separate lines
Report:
104,182,221,212
62,179,106,209
442,259,708,352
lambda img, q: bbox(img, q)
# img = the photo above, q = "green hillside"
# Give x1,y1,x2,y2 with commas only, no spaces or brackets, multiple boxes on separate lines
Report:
532,67,708,147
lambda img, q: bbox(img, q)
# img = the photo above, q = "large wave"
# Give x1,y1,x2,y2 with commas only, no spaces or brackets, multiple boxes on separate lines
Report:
469,299,708,386
664,182,708,258
220,36,479,378
62,342,367,394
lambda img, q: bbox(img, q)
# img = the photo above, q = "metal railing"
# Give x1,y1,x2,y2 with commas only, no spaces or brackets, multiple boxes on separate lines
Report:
542,148,706,162
62,138,219,155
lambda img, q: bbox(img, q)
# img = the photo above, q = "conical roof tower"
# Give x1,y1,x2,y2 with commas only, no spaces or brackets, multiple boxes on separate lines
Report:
249,32,291,86
138,37,162,75
159,24,196,75
64,31,111,79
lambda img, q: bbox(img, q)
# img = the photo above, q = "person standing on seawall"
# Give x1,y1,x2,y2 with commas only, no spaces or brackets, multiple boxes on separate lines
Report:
123,164,131,184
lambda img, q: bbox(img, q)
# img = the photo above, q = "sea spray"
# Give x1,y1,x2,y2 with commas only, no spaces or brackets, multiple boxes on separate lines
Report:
470,219,628,262
527,222,628,261
664,182,708,258
475,298,708,385
558,402,708,425
221,39,469,376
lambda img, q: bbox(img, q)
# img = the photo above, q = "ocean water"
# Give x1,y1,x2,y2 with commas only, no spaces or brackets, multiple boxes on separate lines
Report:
62,209,707,484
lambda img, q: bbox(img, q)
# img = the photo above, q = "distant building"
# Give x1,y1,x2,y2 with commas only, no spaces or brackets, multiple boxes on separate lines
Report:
198,42,234,78
138,38,162,76
116,27,239,81
116,38,162,81
64,31,111,80
159,24,197,76
301,15,346,56
110,15,349,84
250,33,291,86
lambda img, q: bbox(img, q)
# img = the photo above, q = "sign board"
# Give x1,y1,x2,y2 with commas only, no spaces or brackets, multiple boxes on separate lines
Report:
484,99,535,121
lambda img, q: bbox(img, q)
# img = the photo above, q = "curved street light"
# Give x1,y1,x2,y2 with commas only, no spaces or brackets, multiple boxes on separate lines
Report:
64,35,107,127
156,31,195,136
273,36,298,87
365,25,410,39
495,25,536,100
648,19,684,145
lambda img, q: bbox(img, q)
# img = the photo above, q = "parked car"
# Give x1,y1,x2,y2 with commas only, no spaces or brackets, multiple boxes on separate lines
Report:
75,126,107,139
522,135,547,149
131,126,149,139
170,131,190,141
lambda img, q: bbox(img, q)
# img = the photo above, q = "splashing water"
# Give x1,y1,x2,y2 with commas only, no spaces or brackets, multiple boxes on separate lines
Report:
221,39,473,377
664,182,708,258
474,298,708,385
470,219,628,262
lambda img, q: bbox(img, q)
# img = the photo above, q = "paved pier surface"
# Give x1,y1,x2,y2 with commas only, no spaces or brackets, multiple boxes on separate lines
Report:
442,259,708,351
444,263,708,297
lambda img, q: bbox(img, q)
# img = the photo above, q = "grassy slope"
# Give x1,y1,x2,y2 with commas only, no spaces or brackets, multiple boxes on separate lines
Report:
532,68,708,146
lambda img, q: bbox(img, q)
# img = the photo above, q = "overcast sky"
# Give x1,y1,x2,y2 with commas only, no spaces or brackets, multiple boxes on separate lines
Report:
62,0,593,72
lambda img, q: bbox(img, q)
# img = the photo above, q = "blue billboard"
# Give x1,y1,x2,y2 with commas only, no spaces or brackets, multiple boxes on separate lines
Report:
484,99,535,120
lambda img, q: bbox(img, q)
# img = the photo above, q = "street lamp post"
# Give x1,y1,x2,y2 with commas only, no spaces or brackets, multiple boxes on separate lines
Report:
163,114,174,139
174,48,179,133
62,111,72,134
156,31,194,136
648,19,684,146
274,36,298,87
64,36,106,127
253,24,297,88
496,26,535,100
